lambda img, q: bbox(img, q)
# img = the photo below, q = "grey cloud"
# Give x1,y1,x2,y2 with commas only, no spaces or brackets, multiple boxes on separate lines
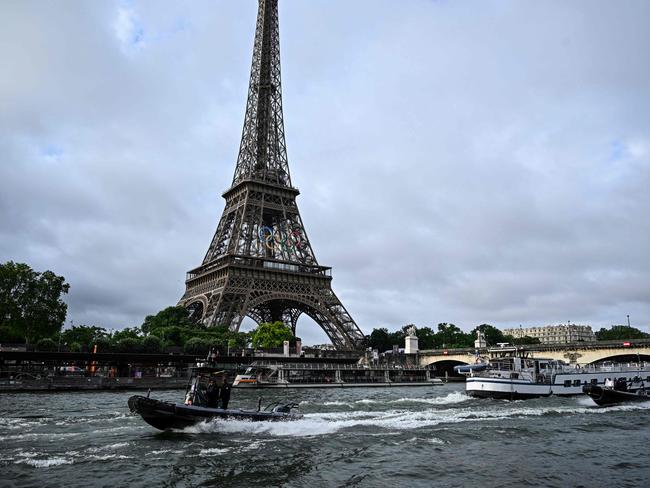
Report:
1,0,649,344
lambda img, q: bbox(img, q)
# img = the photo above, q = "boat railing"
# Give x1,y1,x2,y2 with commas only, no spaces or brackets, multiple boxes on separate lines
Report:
251,361,422,371
581,363,647,373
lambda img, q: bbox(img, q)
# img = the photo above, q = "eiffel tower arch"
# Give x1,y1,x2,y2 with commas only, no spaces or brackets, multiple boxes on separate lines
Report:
178,0,365,350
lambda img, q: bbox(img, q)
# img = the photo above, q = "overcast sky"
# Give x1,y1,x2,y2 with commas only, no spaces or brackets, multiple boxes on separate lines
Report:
1,0,649,345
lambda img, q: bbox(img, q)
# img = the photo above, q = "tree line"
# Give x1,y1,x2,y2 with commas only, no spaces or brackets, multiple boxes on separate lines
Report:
0,262,294,354
2,261,648,353
367,322,650,351
366,323,542,352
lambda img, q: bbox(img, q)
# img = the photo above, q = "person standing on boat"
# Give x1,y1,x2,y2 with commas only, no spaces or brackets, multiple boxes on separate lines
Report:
220,376,232,409
206,378,220,408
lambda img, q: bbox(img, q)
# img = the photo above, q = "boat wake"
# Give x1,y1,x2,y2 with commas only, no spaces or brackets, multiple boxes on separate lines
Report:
174,399,650,438
391,391,471,405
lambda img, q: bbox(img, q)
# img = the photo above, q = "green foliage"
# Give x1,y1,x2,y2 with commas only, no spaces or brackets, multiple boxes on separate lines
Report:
595,325,650,341
503,335,541,345
142,335,163,353
470,324,506,347
115,337,143,353
35,337,58,351
367,327,408,351
155,326,186,346
0,325,24,343
251,321,293,349
92,336,112,353
367,323,507,351
367,328,390,351
111,327,142,342
69,342,83,352
141,306,196,336
61,325,107,350
183,337,211,355
415,326,436,349
435,323,471,348
0,261,69,344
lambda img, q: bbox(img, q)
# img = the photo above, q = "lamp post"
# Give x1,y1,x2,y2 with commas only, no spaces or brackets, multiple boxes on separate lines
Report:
627,315,630,327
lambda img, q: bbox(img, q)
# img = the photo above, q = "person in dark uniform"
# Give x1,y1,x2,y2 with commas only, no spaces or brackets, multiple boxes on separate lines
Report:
220,376,232,409
206,378,220,408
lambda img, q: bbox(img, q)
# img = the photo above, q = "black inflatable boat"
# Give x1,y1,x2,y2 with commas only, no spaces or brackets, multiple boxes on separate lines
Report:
128,362,302,430
582,384,649,407
128,395,302,430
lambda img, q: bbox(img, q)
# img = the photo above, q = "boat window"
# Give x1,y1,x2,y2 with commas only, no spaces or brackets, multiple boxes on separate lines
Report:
591,379,598,385
573,379,581,387
564,380,571,387
646,376,650,382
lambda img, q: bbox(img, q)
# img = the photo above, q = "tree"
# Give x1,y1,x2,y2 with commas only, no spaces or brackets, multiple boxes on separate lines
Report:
35,337,57,351
0,261,69,344
435,323,471,348
470,324,506,347
111,327,142,342
141,306,196,336
416,326,436,349
251,321,293,349
115,337,143,353
184,337,211,355
142,335,163,353
367,328,391,351
514,335,541,345
595,325,649,341
92,336,112,353
61,325,108,350
388,329,405,349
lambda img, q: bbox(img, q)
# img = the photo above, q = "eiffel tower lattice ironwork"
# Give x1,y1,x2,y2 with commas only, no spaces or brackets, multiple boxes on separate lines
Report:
178,0,365,350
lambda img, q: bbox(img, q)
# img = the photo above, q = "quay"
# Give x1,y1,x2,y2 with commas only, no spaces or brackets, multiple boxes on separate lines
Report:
0,349,359,392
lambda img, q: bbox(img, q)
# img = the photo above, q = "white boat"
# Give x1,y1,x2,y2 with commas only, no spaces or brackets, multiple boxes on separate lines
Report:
456,346,649,399
234,360,443,388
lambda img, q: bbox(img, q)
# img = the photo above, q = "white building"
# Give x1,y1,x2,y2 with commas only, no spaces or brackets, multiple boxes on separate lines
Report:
503,324,596,344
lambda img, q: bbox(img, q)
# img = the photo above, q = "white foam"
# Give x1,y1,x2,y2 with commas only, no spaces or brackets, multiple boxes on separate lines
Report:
87,442,129,453
17,457,73,468
198,447,230,456
146,449,186,456
354,399,379,404
86,454,133,461
392,392,471,405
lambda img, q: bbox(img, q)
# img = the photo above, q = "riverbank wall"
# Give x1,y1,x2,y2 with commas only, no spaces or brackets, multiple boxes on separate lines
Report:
0,375,188,392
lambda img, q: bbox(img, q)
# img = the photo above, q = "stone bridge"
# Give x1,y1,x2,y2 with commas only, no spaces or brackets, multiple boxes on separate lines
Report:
418,339,650,377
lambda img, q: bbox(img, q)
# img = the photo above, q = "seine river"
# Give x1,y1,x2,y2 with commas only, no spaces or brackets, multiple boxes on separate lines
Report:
1,384,649,487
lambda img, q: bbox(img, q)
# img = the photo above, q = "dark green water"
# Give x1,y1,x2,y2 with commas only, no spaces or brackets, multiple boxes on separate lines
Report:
1,384,649,487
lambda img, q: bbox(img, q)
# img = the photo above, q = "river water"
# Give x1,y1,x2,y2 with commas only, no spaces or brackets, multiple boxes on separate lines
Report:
1,384,649,488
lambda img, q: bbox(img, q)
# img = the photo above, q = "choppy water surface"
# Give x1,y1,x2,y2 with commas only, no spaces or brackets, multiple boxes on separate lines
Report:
1,384,649,487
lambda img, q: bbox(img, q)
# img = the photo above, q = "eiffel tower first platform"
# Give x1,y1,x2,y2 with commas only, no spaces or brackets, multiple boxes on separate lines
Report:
178,0,365,350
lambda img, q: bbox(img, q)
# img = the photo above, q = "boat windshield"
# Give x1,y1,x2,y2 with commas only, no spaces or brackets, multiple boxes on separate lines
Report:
185,369,226,406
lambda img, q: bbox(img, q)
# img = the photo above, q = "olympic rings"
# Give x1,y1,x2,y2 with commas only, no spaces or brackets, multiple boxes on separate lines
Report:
258,225,304,251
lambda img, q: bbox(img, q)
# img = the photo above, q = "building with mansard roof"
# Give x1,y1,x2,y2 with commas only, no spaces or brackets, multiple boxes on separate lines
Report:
503,324,596,344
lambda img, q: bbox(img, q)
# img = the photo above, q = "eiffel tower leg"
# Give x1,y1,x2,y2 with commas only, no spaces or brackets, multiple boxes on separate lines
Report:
282,308,302,337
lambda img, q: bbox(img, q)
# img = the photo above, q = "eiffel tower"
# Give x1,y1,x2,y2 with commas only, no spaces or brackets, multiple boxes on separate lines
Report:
178,0,365,350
